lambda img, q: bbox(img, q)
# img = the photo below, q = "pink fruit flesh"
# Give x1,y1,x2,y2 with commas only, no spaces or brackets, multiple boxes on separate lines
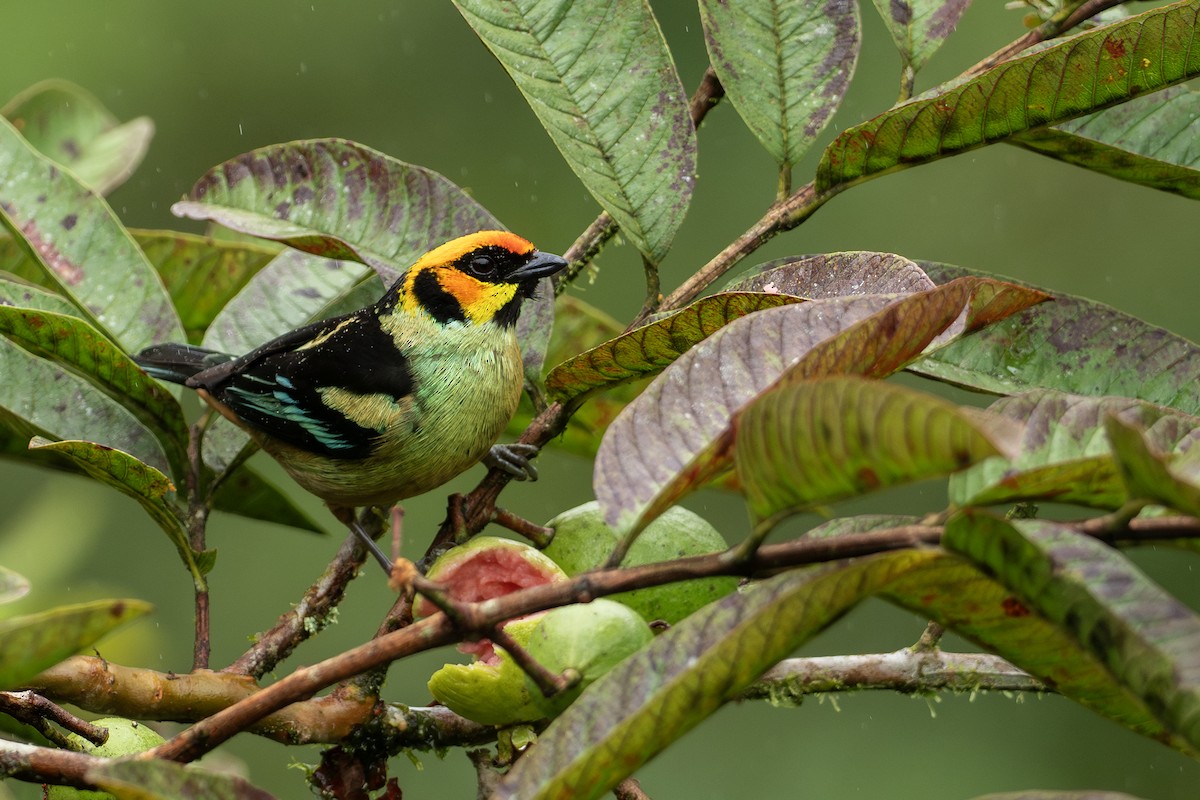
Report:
429,548,560,662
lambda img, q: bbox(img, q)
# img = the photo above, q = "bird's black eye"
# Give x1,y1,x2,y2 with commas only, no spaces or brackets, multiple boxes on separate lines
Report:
466,254,496,278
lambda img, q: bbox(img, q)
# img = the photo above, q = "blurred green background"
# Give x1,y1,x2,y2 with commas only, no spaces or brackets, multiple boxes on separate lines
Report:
3,2,1199,798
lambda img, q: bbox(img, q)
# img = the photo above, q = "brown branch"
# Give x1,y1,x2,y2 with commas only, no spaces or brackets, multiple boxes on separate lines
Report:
614,776,652,800
0,740,109,789
0,691,108,748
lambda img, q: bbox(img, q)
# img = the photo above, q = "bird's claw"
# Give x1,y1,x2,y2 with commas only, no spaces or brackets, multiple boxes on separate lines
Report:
485,442,540,481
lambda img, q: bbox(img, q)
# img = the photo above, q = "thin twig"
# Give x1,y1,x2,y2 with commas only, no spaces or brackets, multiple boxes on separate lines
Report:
0,691,108,748
614,776,653,800
966,0,1130,76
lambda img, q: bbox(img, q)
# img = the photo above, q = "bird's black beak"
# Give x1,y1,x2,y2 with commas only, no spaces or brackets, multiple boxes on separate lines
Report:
509,250,569,281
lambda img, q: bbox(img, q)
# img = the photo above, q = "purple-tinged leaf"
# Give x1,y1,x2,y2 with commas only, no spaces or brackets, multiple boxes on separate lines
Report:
914,263,1200,414
453,0,695,263
0,117,182,351
724,251,935,296
2,79,153,195
699,0,860,167
1106,414,1200,516
594,277,1048,544
173,138,501,279
818,1,1200,192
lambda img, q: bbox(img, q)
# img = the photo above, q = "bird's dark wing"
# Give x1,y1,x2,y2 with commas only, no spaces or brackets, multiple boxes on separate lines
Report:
189,309,415,459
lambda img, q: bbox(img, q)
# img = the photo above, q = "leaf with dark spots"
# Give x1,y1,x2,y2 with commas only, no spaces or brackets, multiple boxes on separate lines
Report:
818,0,1200,192
0,598,152,691
136,229,278,344
1,79,153,195
0,305,189,480
546,292,803,404
0,116,182,351
0,336,170,474
723,251,935,296
496,549,940,800
737,376,1014,532
913,262,1200,414
0,274,80,317
1012,84,1200,200
454,0,694,264
883,542,1182,752
28,437,207,585
594,276,1047,546
869,0,971,73
945,512,1200,754
699,0,860,168
950,392,1200,509
173,138,501,279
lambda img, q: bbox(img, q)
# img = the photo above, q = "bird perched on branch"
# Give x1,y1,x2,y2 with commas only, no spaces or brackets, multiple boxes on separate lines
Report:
136,231,568,566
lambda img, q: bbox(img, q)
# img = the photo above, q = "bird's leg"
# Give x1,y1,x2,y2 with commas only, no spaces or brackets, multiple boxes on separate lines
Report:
483,442,540,481
331,505,394,577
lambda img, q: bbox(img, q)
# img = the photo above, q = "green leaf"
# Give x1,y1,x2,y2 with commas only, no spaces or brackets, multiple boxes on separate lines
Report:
546,292,802,404
699,0,859,168
885,545,1184,751
594,277,1048,541
870,0,971,74
211,465,325,534
1,79,153,195
722,251,935,296
0,271,82,316
0,598,152,690
88,758,278,800
1012,84,1200,200
817,1,1200,192
0,338,170,474
0,306,188,479
453,0,695,263
0,565,30,606
945,512,1200,753
0,116,183,352
737,376,1012,530
496,549,940,800
1105,414,1200,516
914,263,1200,414
517,279,558,387
135,229,278,344
950,392,1200,509
172,138,501,279
27,438,204,585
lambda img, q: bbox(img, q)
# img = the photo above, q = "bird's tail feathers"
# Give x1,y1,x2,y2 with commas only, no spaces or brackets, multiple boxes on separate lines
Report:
135,344,233,384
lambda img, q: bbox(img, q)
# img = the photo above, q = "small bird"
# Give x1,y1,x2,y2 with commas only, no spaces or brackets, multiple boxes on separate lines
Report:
136,231,568,567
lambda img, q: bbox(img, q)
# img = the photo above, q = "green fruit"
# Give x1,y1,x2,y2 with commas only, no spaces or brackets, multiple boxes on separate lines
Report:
524,599,653,717
542,502,737,625
47,716,165,799
415,536,568,620
427,616,545,726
